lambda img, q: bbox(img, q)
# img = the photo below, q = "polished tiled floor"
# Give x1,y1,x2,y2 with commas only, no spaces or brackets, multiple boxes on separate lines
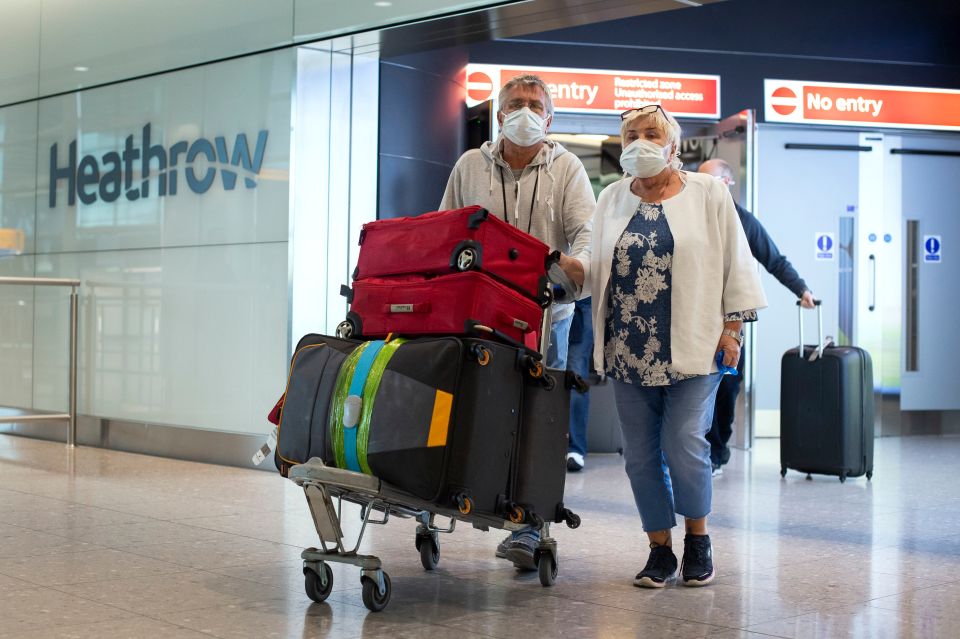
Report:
1,433,958,638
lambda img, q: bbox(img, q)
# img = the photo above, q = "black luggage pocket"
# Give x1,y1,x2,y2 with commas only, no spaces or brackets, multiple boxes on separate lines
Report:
277,343,352,471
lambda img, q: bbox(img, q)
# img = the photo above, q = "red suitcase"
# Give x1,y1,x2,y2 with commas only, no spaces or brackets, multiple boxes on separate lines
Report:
339,272,543,344
354,206,555,306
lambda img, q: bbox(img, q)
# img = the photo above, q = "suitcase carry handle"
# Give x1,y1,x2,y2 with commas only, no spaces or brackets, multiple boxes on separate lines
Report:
796,299,824,359
466,321,542,362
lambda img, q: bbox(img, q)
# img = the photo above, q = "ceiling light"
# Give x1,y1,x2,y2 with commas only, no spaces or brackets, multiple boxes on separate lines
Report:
74,66,89,72
374,1,393,6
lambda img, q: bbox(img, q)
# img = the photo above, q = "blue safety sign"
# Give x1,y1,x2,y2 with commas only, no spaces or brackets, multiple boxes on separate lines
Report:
924,235,941,263
815,232,835,260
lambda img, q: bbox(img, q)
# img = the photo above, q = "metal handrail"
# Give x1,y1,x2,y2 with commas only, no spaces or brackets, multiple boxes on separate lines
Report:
0,276,81,447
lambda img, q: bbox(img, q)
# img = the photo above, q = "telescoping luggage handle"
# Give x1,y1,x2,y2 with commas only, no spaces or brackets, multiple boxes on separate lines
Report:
797,299,824,359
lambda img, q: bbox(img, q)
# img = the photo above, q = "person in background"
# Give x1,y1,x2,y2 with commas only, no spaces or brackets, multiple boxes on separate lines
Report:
566,171,620,472
439,74,595,569
697,159,815,475
579,104,766,587
566,297,592,471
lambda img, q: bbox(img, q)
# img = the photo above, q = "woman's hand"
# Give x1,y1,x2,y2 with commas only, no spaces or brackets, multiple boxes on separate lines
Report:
717,334,741,369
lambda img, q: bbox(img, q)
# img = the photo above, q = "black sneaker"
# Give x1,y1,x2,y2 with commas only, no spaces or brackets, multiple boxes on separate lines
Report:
681,534,714,586
634,544,678,588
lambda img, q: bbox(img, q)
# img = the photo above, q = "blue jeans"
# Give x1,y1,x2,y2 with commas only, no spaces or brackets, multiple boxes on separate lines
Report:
613,374,721,532
546,313,572,370
566,299,593,456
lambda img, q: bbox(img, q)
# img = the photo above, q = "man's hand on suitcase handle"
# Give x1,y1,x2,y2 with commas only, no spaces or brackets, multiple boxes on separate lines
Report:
799,290,816,309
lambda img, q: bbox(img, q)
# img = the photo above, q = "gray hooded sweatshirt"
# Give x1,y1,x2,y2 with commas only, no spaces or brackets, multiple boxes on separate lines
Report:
439,139,595,322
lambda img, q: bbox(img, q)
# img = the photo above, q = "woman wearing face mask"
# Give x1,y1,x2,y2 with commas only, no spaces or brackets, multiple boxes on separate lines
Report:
580,104,766,587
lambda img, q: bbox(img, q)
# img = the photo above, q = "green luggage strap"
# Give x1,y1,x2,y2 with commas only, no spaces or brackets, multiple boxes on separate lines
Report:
330,339,405,473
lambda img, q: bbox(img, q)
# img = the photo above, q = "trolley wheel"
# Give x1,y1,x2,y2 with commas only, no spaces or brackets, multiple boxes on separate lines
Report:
454,247,479,271
336,318,359,339
780,467,787,478
304,563,334,603
866,470,873,480
361,572,391,612
538,552,557,587
420,536,440,571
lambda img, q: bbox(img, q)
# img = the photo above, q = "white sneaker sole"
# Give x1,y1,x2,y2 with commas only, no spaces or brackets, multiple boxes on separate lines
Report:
634,570,676,588
681,569,715,587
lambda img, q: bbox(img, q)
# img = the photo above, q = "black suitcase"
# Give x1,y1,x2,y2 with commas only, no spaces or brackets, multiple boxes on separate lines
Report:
512,368,584,527
276,333,544,521
780,302,875,482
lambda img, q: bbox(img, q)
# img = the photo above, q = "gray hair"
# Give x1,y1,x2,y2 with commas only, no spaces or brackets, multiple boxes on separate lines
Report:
620,105,683,169
497,74,555,116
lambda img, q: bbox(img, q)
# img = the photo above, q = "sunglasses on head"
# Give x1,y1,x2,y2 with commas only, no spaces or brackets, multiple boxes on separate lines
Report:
620,104,666,120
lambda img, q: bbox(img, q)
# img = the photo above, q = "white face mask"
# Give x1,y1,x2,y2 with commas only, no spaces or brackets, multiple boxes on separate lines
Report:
619,139,673,178
500,107,548,147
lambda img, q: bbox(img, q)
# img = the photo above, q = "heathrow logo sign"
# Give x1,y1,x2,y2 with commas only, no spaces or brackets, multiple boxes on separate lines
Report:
49,124,269,207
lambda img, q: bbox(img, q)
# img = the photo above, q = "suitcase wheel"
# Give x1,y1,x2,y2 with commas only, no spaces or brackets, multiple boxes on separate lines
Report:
839,473,847,483
456,494,474,515
453,246,479,271
780,467,787,478
469,344,491,366
508,505,526,524
866,470,873,480
336,318,358,339
526,359,544,379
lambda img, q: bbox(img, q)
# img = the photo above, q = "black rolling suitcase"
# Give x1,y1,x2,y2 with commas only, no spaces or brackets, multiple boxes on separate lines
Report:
511,368,584,527
780,301,875,482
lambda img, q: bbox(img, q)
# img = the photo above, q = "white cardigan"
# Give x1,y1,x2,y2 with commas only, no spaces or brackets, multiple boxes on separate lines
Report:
583,172,767,376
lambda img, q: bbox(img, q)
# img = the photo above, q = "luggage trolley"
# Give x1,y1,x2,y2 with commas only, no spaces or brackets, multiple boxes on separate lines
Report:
289,458,577,612
287,272,582,612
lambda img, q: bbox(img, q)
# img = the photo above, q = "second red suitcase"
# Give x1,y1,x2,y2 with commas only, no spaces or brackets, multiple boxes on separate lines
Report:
354,206,555,305
339,272,543,344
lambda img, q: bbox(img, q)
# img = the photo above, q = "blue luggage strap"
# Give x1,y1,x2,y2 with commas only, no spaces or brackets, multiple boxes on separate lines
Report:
342,340,385,472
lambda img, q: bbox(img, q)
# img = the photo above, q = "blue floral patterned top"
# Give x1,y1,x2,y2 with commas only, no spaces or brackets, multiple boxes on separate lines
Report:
604,200,756,386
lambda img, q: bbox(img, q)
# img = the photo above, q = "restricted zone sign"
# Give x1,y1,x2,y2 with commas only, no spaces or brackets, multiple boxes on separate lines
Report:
466,64,720,118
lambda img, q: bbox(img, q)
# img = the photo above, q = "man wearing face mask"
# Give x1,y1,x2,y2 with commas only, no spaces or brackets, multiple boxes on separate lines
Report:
697,159,815,476
440,74,595,570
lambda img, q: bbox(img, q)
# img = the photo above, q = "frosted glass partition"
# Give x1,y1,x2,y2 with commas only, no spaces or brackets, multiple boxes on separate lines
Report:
37,0,294,98
0,0,41,105
290,44,380,344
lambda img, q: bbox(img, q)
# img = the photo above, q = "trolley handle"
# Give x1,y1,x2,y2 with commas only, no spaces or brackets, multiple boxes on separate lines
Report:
796,299,824,359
